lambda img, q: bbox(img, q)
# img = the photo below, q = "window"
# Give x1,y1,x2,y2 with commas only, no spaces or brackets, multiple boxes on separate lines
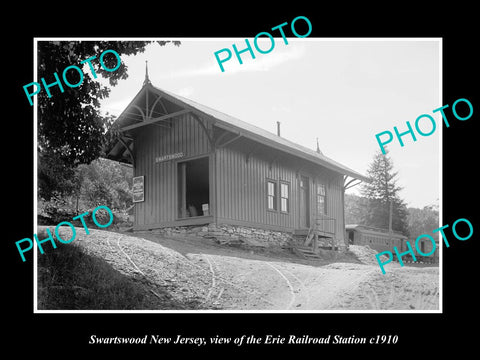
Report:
267,180,277,211
316,183,326,215
280,182,290,213
266,179,290,213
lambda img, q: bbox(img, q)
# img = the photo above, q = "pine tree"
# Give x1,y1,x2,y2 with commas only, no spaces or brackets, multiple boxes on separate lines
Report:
360,149,409,236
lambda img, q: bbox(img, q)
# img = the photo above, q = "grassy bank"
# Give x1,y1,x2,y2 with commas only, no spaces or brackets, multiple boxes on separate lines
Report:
37,229,168,310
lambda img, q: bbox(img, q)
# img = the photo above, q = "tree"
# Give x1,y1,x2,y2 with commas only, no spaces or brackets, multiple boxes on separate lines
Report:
39,158,133,225
360,149,409,235
344,193,369,225
76,158,133,211
407,201,439,241
37,40,180,200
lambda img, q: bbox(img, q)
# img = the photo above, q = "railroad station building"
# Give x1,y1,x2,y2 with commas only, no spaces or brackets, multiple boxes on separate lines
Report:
104,70,369,249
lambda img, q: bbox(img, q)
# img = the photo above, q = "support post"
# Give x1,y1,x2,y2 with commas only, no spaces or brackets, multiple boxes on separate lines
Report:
178,162,187,218
313,233,318,253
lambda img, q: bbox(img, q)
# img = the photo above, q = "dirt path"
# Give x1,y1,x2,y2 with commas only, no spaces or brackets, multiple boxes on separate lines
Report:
41,227,440,311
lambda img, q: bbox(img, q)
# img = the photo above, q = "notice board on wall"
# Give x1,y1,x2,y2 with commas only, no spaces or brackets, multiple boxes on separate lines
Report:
132,175,144,203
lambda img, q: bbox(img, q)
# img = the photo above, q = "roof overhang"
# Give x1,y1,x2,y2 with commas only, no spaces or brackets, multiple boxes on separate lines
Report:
103,83,370,183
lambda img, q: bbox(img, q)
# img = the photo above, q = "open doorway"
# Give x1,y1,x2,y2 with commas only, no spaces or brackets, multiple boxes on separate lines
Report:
177,157,210,218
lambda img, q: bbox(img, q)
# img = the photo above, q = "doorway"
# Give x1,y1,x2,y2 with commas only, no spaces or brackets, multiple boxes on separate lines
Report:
177,157,210,218
299,175,310,228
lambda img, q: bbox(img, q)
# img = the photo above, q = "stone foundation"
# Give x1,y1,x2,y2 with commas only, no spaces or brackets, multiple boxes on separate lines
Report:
143,223,293,248
290,235,346,251
138,223,348,251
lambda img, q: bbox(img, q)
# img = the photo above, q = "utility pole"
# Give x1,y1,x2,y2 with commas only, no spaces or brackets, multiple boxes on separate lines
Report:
388,200,393,233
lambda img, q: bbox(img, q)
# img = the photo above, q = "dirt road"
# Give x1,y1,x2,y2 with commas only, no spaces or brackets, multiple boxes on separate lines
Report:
42,227,439,311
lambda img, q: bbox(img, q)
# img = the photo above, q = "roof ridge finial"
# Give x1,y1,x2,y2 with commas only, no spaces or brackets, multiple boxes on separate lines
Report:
143,60,151,86
316,137,323,155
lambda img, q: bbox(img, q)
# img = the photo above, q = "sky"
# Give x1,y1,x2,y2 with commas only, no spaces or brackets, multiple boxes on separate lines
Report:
99,38,441,209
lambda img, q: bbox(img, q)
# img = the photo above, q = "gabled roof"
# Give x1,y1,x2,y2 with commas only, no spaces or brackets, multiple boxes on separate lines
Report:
107,82,369,182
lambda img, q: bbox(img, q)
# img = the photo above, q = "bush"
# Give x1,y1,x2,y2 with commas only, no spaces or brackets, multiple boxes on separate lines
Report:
38,196,133,230
38,195,78,225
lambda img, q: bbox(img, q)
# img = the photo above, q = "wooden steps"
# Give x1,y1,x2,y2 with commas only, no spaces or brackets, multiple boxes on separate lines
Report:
292,245,322,260
291,215,337,261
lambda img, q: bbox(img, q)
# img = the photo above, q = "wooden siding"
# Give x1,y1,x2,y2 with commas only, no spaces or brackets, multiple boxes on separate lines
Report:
215,145,297,230
215,142,346,240
321,174,345,242
132,113,346,241
133,113,212,227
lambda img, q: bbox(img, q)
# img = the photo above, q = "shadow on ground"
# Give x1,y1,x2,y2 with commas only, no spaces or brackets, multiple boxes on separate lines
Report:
123,230,364,268
37,236,203,310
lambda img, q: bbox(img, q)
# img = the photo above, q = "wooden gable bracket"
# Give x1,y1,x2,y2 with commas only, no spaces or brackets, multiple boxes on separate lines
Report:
268,154,281,171
214,130,231,147
216,133,242,148
120,109,189,132
130,104,147,121
191,112,215,149
120,101,172,130
118,137,135,166
148,95,168,118
344,175,362,190
245,143,261,163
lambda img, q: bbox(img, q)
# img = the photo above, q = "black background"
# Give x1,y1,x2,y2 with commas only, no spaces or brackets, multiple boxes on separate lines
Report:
6,4,478,356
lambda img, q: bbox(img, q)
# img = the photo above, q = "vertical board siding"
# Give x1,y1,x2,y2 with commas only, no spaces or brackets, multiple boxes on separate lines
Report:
216,146,299,231
325,174,345,242
134,113,211,227
134,114,346,237
214,144,346,236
